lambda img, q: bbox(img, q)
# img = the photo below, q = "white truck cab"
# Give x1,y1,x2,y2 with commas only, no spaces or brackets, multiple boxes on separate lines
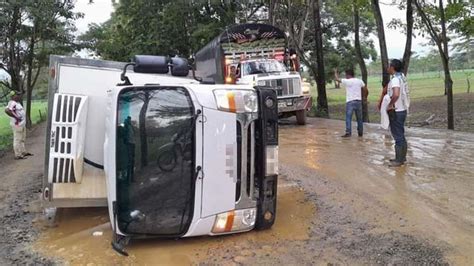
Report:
43,55,279,255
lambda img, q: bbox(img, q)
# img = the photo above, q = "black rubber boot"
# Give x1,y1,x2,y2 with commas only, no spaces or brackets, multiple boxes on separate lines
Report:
389,146,398,162
389,145,404,167
390,143,407,163
401,143,408,163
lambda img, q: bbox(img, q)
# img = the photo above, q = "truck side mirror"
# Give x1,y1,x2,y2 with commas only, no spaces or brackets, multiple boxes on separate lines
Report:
133,55,169,74
170,57,189,77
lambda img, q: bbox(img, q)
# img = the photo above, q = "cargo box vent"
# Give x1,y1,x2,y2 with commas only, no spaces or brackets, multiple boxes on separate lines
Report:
48,93,89,183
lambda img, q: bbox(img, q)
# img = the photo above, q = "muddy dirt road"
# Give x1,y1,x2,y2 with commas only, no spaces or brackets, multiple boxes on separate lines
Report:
0,118,473,265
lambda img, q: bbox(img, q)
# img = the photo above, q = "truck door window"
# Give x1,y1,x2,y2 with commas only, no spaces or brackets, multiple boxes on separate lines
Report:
116,87,195,236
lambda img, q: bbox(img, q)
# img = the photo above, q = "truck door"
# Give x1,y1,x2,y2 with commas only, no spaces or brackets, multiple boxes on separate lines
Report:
201,108,237,218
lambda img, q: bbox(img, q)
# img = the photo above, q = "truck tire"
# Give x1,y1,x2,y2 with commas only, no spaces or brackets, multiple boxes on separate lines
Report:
296,109,307,125
157,148,178,172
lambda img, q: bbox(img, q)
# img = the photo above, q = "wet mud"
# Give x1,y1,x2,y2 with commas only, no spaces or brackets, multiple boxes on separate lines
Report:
0,124,53,265
279,118,473,265
34,184,314,265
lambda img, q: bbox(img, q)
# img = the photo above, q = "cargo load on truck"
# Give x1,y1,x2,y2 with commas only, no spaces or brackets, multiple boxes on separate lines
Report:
194,23,312,125
43,55,279,255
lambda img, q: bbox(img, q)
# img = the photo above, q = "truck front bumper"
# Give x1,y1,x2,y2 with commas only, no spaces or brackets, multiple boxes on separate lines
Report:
277,95,312,113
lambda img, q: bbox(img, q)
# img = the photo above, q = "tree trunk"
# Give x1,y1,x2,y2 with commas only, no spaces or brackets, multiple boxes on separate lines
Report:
25,27,37,128
414,0,454,129
371,0,389,85
402,0,414,75
312,0,328,117
441,55,454,129
438,0,454,129
467,76,471,93
298,1,310,48
268,0,277,25
353,0,369,122
7,6,22,94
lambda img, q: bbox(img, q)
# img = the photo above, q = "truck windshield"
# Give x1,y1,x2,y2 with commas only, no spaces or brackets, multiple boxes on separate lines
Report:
242,60,287,76
116,86,195,236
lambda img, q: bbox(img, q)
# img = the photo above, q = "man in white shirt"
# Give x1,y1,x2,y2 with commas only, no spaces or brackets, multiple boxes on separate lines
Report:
4,93,33,159
378,59,409,167
335,69,366,137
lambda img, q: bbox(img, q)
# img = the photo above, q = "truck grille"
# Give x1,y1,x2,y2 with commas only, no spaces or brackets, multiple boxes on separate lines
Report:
235,116,257,208
48,93,89,184
261,78,300,96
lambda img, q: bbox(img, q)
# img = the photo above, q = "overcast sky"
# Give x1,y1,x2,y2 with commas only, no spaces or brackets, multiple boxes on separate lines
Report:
74,0,431,59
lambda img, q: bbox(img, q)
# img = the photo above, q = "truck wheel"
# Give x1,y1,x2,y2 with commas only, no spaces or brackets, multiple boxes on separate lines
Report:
296,109,307,125
157,149,178,172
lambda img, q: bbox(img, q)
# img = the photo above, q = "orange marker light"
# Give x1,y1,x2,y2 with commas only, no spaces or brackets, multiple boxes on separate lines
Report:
227,92,236,112
225,210,235,232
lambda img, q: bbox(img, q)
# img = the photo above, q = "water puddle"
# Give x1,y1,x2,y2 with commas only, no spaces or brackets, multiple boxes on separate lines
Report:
34,183,314,264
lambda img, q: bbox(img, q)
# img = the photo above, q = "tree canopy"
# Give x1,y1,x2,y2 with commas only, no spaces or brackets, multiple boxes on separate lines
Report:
0,0,80,126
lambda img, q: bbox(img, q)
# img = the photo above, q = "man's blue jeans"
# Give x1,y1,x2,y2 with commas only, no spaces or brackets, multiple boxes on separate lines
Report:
345,100,363,135
389,110,407,146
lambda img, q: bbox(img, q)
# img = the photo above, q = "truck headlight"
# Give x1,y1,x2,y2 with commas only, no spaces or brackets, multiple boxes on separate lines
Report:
257,80,266,86
214,90,258,113
266,145,279,175
212,208,257,234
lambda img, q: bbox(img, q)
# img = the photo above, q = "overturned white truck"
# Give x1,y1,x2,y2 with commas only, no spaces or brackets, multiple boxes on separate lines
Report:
195,23,312,125
42,55,279,255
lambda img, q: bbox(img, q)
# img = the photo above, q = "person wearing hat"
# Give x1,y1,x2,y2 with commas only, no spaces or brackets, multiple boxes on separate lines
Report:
4,92,33,159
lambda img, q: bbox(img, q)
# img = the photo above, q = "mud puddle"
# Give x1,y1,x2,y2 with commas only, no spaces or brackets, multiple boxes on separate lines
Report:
34,182,315,264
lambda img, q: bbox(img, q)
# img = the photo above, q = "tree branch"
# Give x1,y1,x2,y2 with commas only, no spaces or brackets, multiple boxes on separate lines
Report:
31,65,42,89
439,0,449,62
246,3,265,21
414,0,441,45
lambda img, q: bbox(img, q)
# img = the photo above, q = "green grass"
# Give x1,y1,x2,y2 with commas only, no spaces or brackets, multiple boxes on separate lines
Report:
0,101,47,151
311,69,474,106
